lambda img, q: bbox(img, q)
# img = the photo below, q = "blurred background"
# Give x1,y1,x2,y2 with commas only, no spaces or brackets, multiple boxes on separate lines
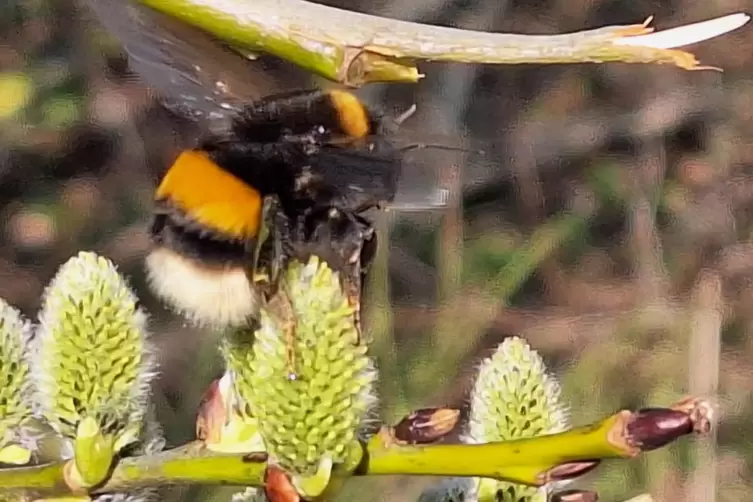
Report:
1,0,751,501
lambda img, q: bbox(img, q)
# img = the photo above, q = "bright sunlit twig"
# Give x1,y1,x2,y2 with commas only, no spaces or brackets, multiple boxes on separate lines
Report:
614,13,750,49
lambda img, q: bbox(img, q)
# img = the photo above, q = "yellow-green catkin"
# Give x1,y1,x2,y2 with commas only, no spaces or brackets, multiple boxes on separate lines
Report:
31,252,156,486
0,300,34,465
224,256,376,482
468,337,569,502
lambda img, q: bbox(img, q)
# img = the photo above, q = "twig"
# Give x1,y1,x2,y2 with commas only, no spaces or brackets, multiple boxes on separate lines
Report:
136,0,749,85
0,400,711,498
686,271,722,502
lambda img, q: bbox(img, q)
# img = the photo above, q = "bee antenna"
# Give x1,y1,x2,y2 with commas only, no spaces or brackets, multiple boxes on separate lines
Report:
394,104,418,125
390,104,486,156
399,143,485,156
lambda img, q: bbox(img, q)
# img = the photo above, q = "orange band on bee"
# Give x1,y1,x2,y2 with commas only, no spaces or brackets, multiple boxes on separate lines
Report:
328,90,370,139
156,150,263,240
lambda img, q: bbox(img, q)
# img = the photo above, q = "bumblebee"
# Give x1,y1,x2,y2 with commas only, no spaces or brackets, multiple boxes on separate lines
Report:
146,89,401,327
86,0,439,328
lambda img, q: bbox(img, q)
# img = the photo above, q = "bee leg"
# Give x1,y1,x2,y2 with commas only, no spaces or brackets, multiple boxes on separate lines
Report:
353,200,382,214
270,206,288,287
345,276,364,346
275,285,298,380
279,262,298,380
351,214,377,346
284,314,298,380
270,203,297,378
249,197,278,285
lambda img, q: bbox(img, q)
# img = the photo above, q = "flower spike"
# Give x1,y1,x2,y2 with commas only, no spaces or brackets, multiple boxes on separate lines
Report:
223,256,377,494
31,252,156,488
0,300,34,465
469,336,570,502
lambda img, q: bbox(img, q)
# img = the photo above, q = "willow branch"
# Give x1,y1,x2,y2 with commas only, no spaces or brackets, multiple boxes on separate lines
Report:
136,0,749,86
0,442,268,496
0,399,710,498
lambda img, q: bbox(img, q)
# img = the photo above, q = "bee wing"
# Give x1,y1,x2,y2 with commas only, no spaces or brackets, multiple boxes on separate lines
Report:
307,141,460,212
308,146,400,211
391,145,456,211
84,0,273,132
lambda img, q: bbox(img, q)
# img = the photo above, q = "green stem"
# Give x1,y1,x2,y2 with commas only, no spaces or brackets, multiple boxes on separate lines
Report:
365,414,626,485
107,442,266,488
0,462,66,492
0,408,698,496
0,442,266,497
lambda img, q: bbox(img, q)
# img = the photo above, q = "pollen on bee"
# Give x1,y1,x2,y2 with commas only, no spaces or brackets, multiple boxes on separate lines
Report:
328,90,370,139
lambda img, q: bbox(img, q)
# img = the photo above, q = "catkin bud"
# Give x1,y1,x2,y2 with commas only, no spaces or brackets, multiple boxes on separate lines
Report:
469,337,570,502
224,256,377,489
0,300,34,465
31,252,156,487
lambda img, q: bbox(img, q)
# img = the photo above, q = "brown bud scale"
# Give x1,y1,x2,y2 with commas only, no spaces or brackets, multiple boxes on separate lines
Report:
393,407,460,445
196,378,226,444
265,465,301,502
627,398,713,452
540,460,600,483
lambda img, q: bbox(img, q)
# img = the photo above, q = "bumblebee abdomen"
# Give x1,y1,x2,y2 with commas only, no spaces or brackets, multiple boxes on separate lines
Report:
147,149,265,328
155,149,264,241
149,210,248,264
145,246,260,328
147,209,260,327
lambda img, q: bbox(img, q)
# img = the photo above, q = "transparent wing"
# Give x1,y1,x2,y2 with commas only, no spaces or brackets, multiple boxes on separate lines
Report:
83,0,274,133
